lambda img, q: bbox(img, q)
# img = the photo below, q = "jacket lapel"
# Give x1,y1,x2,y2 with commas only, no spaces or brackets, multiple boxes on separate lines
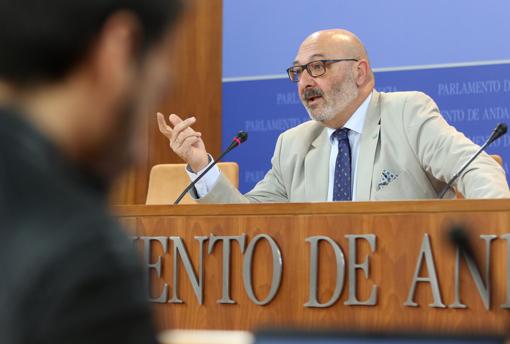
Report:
304,125,330,202
355,91,382,201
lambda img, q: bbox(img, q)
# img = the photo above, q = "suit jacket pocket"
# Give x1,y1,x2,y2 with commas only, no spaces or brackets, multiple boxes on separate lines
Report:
373,170,425,200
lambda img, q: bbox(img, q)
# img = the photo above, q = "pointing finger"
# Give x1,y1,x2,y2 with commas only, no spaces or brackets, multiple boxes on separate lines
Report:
169,113,184,126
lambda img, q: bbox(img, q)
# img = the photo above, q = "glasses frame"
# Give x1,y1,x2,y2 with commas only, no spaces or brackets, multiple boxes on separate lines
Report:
286,58,359,82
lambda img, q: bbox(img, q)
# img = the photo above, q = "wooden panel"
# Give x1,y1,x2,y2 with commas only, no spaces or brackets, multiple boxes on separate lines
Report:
115,200,510,333
111,0,223,204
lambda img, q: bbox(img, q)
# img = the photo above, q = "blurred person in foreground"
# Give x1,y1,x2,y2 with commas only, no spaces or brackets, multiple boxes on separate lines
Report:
0,0,183,343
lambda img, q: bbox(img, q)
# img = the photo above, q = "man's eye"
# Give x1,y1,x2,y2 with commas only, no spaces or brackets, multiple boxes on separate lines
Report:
311,63,322,71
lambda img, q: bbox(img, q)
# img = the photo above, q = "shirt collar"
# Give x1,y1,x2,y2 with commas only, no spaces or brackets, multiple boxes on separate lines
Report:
327,91,373,141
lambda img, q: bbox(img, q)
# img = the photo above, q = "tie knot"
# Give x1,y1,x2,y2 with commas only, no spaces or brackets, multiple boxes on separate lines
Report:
333,128,350,141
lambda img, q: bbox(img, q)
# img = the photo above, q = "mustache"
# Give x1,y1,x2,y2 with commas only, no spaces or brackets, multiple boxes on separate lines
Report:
303,88,324,100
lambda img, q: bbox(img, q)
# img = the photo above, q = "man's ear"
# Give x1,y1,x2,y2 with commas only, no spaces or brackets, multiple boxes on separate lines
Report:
86,11,142,92
355,59,370,87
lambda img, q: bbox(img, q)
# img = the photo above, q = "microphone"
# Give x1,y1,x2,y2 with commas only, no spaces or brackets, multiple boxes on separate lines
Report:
174,131,248,204
438,123,507,199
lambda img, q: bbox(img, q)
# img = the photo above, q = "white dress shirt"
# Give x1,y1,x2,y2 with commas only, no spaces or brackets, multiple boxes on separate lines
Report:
326,92,372,201
187,92,373,200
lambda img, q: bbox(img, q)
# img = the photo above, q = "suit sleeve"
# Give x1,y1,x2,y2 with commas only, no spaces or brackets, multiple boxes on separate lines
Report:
195,134,289,203
402,92,510,198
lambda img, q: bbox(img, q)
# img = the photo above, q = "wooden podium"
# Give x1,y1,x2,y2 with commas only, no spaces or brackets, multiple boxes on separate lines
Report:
115,200,510,334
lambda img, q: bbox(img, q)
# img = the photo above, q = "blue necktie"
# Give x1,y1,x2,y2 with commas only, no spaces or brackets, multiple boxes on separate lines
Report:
332,128,352,201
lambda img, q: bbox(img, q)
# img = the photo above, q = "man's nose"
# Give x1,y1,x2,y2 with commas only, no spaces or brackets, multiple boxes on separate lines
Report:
298,69,316,89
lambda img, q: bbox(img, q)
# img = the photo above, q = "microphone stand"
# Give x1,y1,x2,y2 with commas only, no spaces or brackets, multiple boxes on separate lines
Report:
439,123,507,199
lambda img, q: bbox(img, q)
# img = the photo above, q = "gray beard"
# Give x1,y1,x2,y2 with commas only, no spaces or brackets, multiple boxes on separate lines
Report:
304,77,359,123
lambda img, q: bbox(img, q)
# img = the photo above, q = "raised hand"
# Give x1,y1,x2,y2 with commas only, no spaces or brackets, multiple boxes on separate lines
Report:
157,112,209,172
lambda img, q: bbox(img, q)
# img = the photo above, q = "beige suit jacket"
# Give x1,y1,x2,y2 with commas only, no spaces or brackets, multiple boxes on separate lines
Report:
194,91,510,203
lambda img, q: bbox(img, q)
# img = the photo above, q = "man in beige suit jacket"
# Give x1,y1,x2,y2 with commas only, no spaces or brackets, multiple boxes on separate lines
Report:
157,29,510,202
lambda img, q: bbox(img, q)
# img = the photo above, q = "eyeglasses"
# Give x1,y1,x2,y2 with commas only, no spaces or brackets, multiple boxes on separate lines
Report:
286,58,359,82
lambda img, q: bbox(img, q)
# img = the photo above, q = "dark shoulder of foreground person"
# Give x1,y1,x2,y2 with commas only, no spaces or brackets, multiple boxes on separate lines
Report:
0,163,157,344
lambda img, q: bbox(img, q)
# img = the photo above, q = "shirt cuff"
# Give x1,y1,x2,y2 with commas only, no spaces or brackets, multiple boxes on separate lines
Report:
185,155,221,198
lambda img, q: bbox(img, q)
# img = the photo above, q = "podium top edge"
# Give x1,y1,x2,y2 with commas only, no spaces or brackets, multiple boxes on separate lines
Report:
112,199,510,217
